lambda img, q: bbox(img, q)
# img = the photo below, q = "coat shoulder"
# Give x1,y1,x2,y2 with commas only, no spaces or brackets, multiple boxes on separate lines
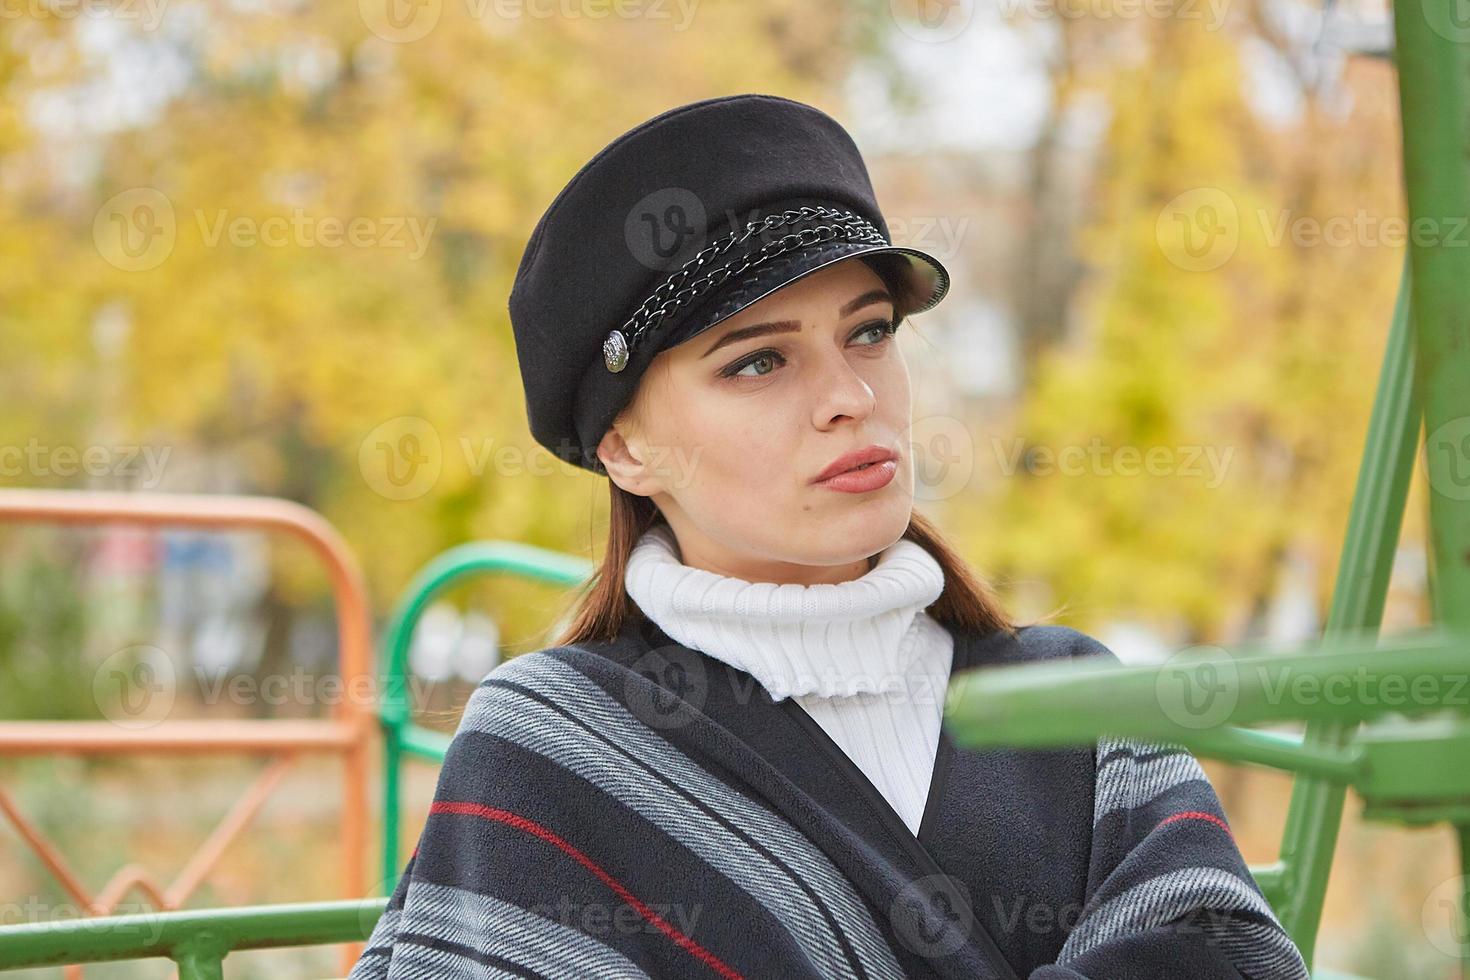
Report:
967,622,1125,669
474,626,647,681
445,644,609,743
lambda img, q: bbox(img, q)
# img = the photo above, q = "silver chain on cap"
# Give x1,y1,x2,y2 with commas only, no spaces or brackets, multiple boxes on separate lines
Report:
603,205,887,372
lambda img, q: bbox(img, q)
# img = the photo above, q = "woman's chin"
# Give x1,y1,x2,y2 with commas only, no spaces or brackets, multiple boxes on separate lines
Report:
812,496,913,541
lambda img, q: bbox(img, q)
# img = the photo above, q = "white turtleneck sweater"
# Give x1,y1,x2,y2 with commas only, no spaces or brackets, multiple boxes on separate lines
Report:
623,522,954,836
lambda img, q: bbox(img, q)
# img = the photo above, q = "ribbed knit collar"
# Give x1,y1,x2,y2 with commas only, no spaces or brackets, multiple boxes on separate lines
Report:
623,522,947,701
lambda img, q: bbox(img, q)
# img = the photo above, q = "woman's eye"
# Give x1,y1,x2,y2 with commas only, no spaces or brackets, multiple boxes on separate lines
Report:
720,318,899,380
853,317,899,345
726,351,784,378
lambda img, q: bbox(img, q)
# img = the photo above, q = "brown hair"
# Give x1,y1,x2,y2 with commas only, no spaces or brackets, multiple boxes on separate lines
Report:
552,480,1029,647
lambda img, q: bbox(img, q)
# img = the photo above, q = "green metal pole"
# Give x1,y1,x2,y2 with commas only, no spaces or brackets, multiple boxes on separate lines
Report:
946,627,1465,744
0,898,385,970
1394,0,1470,638
381,715,404,893
1389,3,1470,974
378,541,591,891
1273,250,1422,963
173,938,227,980
1458,822,1470,980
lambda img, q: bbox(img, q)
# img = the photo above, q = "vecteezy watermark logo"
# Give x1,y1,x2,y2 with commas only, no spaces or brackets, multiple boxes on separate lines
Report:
990,893,1086,938
1155,187,1239,272
0,439,172,487
360,0,700,41
905,413,977,502
991,437,1236,488
1,898,169,944
889,0,975,43
886,215,972,262
525,896,705,937
0,0,171,30
1421,874,1470,959
359,0,443,42
1422,0,1470,44
1258,209,1470,250
624,644,709,730
93,644,177,729
93,189,436,270
1155,644,1239,730
1425,416,1470,501
1159,192,1470,270
993,0,1231,30
192,209,436,257
93,188,177,273
93,659,441,722
889,873,976,957
625,187,708,273
359,416,443,500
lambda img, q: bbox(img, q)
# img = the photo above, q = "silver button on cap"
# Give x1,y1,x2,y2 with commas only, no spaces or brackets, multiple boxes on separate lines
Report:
603,329,629,372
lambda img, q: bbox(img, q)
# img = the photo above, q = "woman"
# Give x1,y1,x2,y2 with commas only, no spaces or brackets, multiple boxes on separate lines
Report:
350,94,1309,979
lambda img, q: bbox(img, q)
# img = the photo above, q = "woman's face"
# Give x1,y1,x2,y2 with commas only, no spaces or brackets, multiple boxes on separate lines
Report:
598,256,916,585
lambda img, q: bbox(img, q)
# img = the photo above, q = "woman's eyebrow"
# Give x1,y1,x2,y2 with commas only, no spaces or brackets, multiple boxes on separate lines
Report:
699,287,896,359
840,287,895,317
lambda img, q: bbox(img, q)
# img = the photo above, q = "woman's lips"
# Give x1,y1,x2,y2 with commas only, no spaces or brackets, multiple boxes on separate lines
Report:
814,458,898,493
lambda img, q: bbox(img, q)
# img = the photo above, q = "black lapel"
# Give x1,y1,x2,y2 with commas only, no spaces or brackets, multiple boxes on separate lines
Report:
915,725,956,846
605,613,1023,980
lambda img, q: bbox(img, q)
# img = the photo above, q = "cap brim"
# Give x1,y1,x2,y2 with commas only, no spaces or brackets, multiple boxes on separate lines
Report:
657,240,951,354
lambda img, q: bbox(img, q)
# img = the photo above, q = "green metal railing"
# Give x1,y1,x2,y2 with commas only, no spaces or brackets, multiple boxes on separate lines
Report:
0,899,386,979
377,541,593,889
946,0,1470,970
944,631,1470,975
0,543,589,978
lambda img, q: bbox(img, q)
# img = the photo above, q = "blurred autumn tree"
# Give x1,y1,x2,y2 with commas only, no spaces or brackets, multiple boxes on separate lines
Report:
1,6,1437,967
1,0,1417,654
936,2,1415,643
1,2,860,647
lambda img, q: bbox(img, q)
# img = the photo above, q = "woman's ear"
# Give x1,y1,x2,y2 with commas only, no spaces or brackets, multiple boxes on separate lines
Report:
597,424,657,497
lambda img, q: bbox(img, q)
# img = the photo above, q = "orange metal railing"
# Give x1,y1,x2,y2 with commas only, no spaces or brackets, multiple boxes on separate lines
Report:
0,488,375,975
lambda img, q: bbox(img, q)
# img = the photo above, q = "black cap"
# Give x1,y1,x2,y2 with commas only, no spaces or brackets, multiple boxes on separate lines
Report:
508,93,952,476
